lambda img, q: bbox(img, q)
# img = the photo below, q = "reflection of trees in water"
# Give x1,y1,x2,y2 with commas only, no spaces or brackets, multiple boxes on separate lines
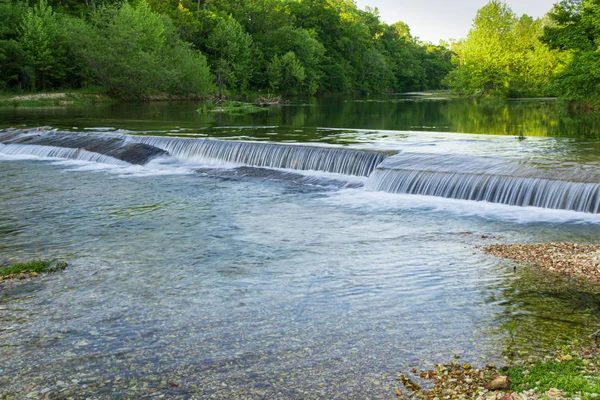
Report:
10,98,600,144
490,266,600,360
439,100,600,139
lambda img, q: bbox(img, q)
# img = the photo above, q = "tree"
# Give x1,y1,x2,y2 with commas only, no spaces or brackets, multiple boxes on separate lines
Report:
543,0,600,99
445,0,564,97
445,1,516,96
206,15,252,95
267,51,306,94
19,0,68,90
0,0,27,90
73,0,213,100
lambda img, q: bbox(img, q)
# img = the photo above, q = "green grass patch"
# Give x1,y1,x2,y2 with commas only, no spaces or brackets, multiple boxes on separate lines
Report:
0,260,68,279
198,100,267,116
0,91,112,108
507,357,600,398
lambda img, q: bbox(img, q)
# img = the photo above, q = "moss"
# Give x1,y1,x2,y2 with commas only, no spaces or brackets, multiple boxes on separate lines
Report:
0,259,68,280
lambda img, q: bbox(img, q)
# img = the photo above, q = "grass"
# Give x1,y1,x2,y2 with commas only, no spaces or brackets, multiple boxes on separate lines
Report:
0,259,68,280
0,90,112,108
507,356,600,398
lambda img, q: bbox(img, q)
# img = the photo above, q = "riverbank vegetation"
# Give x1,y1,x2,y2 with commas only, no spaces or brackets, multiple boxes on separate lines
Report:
397,345,600,399
0,0,599,106
0,259,67,281
0,0,453,100
446,0,600,105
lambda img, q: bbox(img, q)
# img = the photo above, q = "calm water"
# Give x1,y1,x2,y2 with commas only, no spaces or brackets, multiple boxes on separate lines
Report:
1,98,600,399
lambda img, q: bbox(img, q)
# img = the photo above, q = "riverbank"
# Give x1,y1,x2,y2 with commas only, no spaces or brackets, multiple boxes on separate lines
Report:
0,91,112,107
481,242,600,281
397,343,600,399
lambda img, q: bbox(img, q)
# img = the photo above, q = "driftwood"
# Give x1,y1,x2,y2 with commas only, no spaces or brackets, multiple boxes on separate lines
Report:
255,96,289,107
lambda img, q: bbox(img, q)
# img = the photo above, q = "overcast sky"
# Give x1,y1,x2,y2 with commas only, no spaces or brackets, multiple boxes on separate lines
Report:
353,0,558,43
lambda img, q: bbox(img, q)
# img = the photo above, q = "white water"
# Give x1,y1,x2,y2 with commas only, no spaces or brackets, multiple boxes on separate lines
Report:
129,135,389,177
326,189,600,224
4,129,600,214
0,143,129,165
365,152,600,213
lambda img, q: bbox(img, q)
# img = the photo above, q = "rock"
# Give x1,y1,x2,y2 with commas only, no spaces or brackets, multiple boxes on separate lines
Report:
499,394,515,400
483,376,511,391
545,388,564,399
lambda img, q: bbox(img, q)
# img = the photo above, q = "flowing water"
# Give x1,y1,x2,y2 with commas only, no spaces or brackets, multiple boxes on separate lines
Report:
1,97,600,399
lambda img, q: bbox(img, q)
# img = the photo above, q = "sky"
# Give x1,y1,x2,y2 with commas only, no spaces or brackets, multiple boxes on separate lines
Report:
353,0,558,44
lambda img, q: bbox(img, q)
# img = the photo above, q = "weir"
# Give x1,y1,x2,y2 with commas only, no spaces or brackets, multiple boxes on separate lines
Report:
129,136,389,177
365,153,600,213
0,129,167,165
0,143,130,165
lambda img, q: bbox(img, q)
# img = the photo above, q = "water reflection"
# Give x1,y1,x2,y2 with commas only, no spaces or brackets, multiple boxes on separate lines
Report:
1,97,600,140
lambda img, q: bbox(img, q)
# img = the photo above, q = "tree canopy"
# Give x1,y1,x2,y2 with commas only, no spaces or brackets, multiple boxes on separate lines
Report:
444,0,566,98
542,0,600,100
0,0,454,99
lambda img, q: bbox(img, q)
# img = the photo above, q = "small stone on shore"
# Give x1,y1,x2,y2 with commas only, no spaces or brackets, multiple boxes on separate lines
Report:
481,242,600,281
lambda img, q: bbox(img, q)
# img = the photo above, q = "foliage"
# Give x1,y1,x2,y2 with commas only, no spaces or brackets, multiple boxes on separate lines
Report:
18,0,70,90
543,0,600,100
267,52,306,94
206,15,252,94
445,0,565,97
72,1,213,100
0,0,456,98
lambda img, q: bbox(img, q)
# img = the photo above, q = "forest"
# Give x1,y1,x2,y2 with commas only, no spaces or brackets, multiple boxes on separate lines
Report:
0,0,598,103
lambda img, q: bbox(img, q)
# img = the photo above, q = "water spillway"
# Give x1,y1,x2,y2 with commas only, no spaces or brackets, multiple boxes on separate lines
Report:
365,153,600,213
3,128,600,214
129,136,389,177
0,129,167,165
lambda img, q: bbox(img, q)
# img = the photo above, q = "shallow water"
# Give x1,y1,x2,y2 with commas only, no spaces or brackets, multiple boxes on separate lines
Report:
1,98,600,399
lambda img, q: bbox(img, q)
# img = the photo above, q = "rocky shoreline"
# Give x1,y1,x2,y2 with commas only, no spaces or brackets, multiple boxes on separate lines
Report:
481,242,600,281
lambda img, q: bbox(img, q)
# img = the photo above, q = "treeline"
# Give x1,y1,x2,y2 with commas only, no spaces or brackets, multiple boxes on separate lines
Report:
445,0,600,102
0,0,454,99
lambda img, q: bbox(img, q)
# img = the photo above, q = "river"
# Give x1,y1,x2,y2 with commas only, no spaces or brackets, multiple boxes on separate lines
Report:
1,96,599,398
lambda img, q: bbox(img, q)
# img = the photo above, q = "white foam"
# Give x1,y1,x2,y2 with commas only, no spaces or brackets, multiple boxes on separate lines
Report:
324,189,600,224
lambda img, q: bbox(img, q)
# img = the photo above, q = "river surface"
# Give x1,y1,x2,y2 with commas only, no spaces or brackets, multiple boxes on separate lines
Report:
1,97,600,399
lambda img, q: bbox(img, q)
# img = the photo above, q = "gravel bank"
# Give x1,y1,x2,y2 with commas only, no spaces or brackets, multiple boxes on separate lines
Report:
481,242,600,281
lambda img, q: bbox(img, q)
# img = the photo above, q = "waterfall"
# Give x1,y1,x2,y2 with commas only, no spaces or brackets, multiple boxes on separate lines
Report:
0,143,129,165
0,130,167,165
364,153,600,213
129,136,389,177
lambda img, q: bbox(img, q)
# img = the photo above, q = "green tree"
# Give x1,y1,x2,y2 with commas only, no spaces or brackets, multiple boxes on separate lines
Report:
445,0,516,96
19,0,69,90
0,0,27,90
446,0,564,97
543,0,600,100
206,15,252,95
73,0,213,100
267,51,306,94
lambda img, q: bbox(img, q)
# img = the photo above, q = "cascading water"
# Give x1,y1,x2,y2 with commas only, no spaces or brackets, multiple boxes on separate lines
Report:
128,135,389,177
0,129,167,165
364,152,600,213
3,128,600,213
0,143,130,165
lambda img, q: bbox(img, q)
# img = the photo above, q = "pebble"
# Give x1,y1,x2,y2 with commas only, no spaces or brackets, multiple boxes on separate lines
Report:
482,242,600,281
